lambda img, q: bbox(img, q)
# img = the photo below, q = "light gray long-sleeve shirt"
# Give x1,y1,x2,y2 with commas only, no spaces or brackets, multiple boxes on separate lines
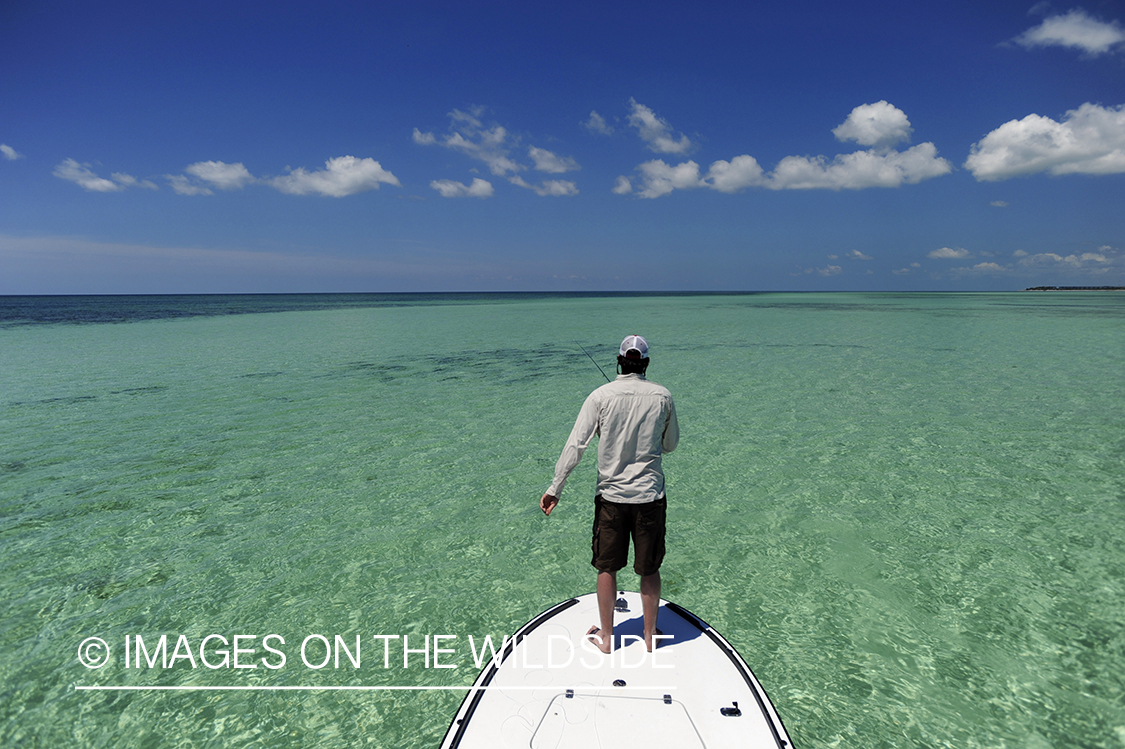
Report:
547,373,679,504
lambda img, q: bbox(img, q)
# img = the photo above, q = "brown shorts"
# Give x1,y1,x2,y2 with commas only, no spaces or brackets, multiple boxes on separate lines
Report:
591,496,667,576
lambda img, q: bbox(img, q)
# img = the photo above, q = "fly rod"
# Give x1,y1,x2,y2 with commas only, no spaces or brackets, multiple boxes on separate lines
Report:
576,342,611,383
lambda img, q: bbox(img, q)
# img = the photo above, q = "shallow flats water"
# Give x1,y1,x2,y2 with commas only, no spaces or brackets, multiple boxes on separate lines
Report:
1,292,1123,748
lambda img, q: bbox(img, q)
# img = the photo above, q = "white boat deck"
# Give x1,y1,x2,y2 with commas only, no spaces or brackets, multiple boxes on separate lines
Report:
441,591,793,749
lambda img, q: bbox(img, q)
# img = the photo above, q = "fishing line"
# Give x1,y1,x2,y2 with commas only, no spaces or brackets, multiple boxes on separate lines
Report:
576,342,611,383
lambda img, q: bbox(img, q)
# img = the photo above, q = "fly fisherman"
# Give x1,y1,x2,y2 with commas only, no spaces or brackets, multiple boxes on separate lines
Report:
539,334,679,653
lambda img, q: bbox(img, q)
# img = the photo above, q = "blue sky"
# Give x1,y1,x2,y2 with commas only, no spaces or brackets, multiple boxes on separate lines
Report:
2,0,1123,293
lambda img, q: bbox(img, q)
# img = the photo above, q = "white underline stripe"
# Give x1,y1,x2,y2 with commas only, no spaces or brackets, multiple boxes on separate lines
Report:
75,685,679,692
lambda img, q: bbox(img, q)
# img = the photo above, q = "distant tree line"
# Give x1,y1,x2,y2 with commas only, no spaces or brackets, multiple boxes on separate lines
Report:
1024,286,1125,291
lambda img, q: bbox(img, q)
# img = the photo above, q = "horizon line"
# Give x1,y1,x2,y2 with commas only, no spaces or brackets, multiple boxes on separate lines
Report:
75,684,679,692
0,288,1042,298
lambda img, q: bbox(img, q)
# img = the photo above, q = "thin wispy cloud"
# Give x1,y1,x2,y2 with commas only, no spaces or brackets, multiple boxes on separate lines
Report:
1014,9,1125,55
415,108,579,196
965,103,1125,181
54,159,121,192
792,264,843,277
54,159,155,192
528,146,579,174
508,175,578,196
1,144,24,160
584,111,613,135
627,99,693,154
413,108,523,177
109,173,157,190
430,178,494,198
166,174,213,196
0,233,476,293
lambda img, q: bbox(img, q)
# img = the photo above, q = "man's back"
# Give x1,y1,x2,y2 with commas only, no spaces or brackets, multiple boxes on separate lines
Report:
586,374,678,504
547,372,677,506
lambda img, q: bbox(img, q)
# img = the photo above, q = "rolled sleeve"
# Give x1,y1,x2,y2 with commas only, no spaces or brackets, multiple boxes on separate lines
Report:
546,392,601,499
662,398,679,454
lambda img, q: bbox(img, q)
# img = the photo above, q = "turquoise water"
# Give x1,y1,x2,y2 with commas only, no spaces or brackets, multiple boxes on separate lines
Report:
2,292,1123,748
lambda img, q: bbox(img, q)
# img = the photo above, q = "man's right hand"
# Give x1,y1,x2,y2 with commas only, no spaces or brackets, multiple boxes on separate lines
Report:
540,493,559,516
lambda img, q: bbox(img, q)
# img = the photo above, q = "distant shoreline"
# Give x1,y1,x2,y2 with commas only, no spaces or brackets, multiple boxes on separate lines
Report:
1024,286,1125,291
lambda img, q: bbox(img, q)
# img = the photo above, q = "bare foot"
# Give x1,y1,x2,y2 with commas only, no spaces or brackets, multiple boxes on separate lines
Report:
644,627,665,652
586,625,612,654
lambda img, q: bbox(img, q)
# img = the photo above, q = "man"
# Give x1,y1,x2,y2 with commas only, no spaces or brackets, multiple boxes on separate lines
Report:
540,334,679,653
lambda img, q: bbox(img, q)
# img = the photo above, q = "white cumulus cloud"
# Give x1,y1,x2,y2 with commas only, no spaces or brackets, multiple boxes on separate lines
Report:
430,178,494,198
965,103,1125,181
619,102,950,197
1014,9,1125,55
956,262,1010,274
832,101,914,149
537,179,578,196
633,159,705,198
612,176,633,194
269,156,400,197
846,250,873,260
528,146,579,174
628,99,693,154
185,160,255,190
769,143,952,190
1,144,23,160
929,247,972,259
1016,251,1115,271
704,155,766,193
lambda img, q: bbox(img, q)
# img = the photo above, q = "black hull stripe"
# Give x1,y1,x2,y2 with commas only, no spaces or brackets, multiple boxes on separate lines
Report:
664,601,791,749
444,597,580,749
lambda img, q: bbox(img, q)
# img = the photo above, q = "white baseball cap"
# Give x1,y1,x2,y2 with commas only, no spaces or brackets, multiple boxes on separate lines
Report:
619,334,649,359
